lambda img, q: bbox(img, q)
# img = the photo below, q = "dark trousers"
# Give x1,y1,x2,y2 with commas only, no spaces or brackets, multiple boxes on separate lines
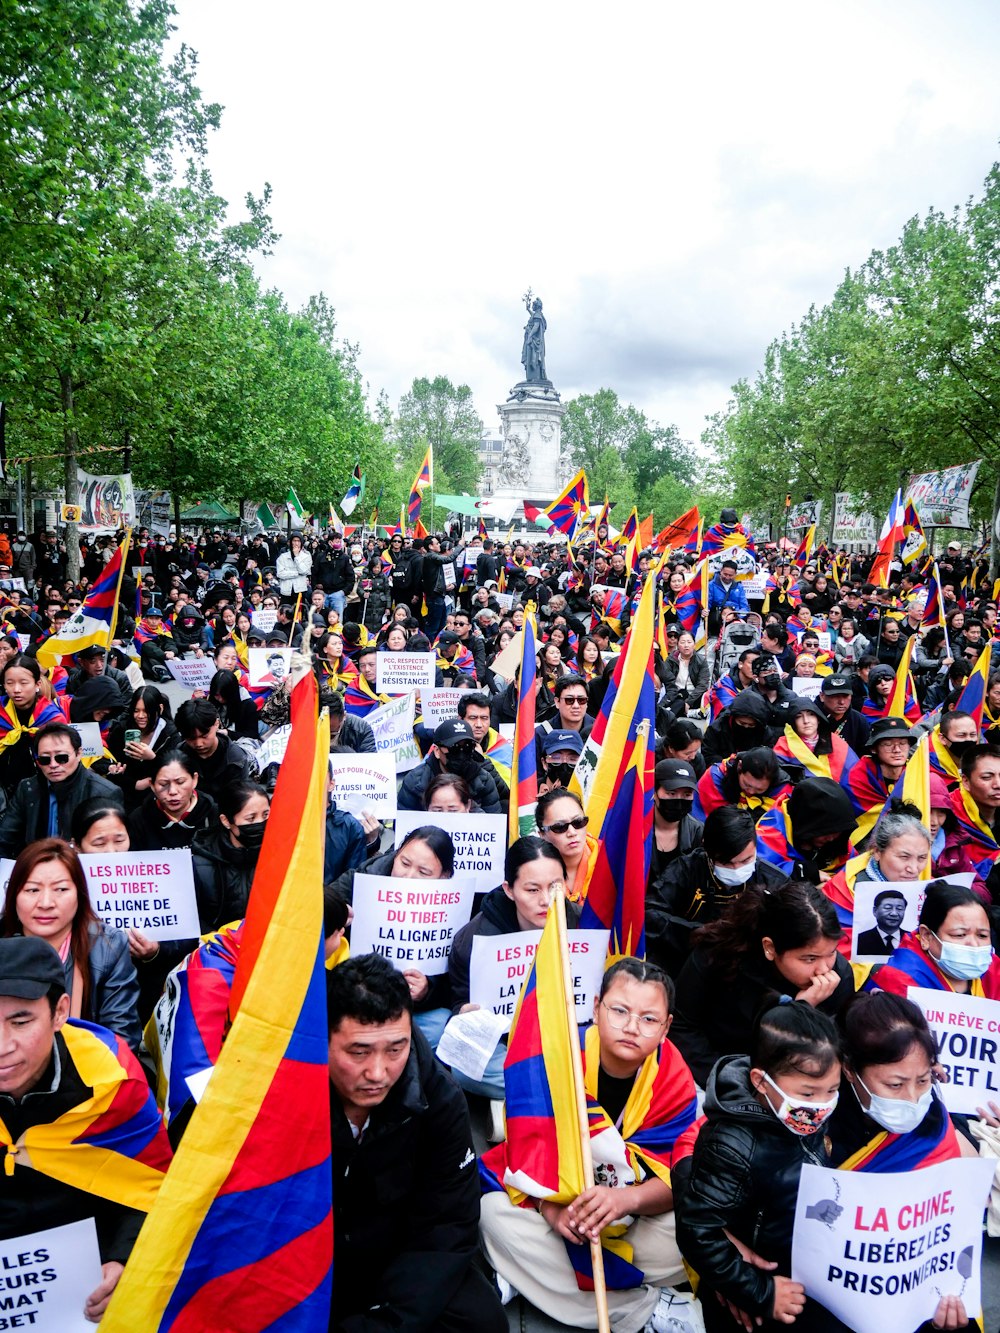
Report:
333,1265,506,1333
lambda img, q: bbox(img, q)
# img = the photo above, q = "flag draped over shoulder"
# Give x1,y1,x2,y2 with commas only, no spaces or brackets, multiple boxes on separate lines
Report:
573,575,657,959
408,447,432,526
701,518,755,558
544,469,589,539
36,533,130,667
509,613,539,841
102,674,333,1333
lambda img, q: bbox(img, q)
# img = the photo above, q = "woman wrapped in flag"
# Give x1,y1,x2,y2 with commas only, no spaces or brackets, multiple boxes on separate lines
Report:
846,715,913,841
692,748,791,825
866,879,1000,1000
772,699,858,790
0,654,69,797
480,958,699,1331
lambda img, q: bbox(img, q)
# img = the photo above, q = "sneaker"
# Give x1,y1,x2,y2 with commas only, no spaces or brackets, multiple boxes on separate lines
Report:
644,1288,706,1333
487,1098,505,1144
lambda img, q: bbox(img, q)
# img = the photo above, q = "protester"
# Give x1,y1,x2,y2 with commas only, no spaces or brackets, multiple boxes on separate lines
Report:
128,749,218,851
649,758,703,879
175,698,257,801
535,786,597,900
398,719,503,814
0,722,120,854
106,685,180,810
191,782,270,932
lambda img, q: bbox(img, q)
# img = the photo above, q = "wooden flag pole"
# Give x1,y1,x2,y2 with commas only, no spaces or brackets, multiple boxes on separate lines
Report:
554,889,611,1333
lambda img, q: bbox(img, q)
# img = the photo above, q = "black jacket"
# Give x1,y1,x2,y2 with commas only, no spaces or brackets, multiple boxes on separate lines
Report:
0,765,119,857
674,1053,831,1317
398,752,502,815
700,692,779,767
490,678,555,728
671,944,855,1088
821,702,870,756
191,828,261,931
128,790,218,851
66,664,134,708
330,1025,483,1330
315,546,354,595
182,734,256,802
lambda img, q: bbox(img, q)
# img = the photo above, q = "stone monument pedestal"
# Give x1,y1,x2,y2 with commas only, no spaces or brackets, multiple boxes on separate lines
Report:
495,381,567,502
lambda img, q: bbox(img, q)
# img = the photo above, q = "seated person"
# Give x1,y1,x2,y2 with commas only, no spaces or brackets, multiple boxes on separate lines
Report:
0,722,119,855
480,958,701,1333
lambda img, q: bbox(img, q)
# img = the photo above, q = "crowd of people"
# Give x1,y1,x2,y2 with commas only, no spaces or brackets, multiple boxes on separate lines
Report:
0,508,999,1331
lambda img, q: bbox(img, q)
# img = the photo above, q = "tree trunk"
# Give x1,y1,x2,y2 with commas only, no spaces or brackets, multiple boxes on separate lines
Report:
990,468,1000,584
169,429,181,537
59,370,81,582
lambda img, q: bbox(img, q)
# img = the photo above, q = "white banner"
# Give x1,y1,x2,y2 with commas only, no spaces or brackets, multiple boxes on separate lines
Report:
166,658,216,693
792,1158,993,1332
349,873,477,975
787,499,823,532
329,753,398,817
80,849,200,941
394,811,506,893
76,469,136,533
791,677,823,699
833,493,877,545
368,692,420,773
248,647,292,687
470,928,610,1032
419,687,461,729
257,724,292,769
707,547,757,578
376,652,437,695
911,987,1000,1113
908,461,982,529
743,569,769,599
0,1218,103,1331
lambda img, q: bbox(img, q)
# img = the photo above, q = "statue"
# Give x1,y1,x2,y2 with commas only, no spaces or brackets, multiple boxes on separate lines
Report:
520,291,548,384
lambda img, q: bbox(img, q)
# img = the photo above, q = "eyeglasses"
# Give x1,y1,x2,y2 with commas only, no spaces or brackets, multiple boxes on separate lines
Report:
600,1001,666,1035
36,752,72,766
560,695,588,706
542,814,589,835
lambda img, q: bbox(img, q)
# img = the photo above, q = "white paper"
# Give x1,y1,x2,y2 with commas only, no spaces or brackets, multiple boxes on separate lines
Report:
792,1158,993,1333
910,987,1000,1114
437,1009,508,1081
80,848,201,941
329,753,398,817
166,657,216,692
257,724,292,768
0,1217,103,1331
70,722,104,759
376,651,437,694
791,676,823,699
185,1066,213,1104
394,811,505,893
470,928,611,1032
350,873,477,975
248,646,292,687
419,687,461,729
368,692,421,773
250,608,278,634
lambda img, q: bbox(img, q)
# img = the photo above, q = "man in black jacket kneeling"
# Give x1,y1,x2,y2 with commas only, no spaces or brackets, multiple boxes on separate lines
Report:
327,954,506,1333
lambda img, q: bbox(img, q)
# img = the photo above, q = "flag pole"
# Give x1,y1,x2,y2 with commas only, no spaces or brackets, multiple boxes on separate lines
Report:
289,592,302,646
554,888,611,1333
103,527,132,675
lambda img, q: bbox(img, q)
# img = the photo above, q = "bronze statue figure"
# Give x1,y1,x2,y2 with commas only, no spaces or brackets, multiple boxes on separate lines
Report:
520,294,547,384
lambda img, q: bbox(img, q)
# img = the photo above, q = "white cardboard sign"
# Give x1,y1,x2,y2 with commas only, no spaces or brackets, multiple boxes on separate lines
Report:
791,676,823,699
419,687,461,729
0,1218,103,1331
248,647,292,687
368,692,420,773
166,658,216,692
394,812,506,893
350,873,477,975
470,928,610,1032
376,651,437,694
329,753,398,818
792,1157,993,1333
257,724,292,769
70,722,104,759
250,608,278,634
911,987,1000,1113
81,849,201,941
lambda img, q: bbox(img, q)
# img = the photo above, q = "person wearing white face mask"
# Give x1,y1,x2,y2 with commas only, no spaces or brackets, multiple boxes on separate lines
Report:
646,806,786,979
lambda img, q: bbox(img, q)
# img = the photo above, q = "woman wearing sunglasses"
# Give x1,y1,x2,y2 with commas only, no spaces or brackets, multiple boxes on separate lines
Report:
535,786,598,902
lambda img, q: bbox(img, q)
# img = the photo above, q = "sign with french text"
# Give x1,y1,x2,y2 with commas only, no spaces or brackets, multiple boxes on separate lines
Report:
470,929,610,1032
368,692,420,773
394,811,505,892
70,722,104,759
0,1217,102,1331
329,753,397,818
376,651,437,694
81,849,201,941
419,688,461,729
350,873,477,975
166,658,216,693
910,987,1000,1114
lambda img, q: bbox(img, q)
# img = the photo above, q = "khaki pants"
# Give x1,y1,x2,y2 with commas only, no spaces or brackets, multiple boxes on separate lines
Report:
480,1190,686,1332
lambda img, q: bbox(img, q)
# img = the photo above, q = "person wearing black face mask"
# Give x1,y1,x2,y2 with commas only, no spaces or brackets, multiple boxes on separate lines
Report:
398,719,503,815
190,781,271,935
649,759,703,883
537,729,583,795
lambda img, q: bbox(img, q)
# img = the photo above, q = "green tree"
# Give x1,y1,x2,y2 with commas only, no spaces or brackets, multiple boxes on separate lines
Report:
393,376,483,502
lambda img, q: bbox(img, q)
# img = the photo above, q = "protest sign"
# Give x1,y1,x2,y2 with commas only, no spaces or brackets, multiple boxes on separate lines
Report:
787,498,823,532
743,568,769,600
250,608,278,635
442,561,457,591
488,633,522,681
437,1009,509,1081
851,881,923,963
419,687,461,729
77,468,136,532
350,873,477,975
0,578,25,594
792,1157,993,1333
15,634,29,652
369,692,420,773
81,849,201,941
257,724,292,769
70,722,104,759
494,591,514,612
376,651,437,694
0,1217,103,1331
248,647,292,688
329,753,397,818
910,987,1000,1113
394,811,505,892
470,929,610,1031
815,630,832,651
166,658,216,693
908,461,981,529
791,677,823,700
833,493,877,545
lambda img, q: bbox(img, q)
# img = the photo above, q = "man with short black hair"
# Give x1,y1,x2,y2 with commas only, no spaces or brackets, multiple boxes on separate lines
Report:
327,690,376,754
856,890,907,957
327,954,506,1333
397,719,503,813
0,723,119,854
176,699,256,801
818,673,870,755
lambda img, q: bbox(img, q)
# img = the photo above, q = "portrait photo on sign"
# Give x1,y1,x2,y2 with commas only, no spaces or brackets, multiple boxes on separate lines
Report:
248,646,292,687
851,881,923,963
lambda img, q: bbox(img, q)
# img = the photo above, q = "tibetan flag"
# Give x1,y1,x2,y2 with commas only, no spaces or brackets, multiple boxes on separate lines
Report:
674,559,709,648
702,517,755,558
886,632,920,724
408,446,432,526
683,516,704,556
654,505,700,554
618,508,638,549
885,734,932,874
956,643,992,735
573,574,657,959
922,563,946,630
386,504,406,539
901,500,927,564
36,533,130,667
592,495,611,539
286,487,305,522
793,525,816,571
509,612,539,842
341,463,364,516
544,469,589,539
477,513,488,540
102,674,333,1332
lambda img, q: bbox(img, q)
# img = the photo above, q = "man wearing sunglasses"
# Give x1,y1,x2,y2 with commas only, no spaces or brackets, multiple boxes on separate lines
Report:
0,723,119,856
397,719,504,815
535,673,593,766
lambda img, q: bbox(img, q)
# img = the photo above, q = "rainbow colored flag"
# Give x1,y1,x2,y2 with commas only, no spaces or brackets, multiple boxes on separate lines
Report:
36,532,130,666
102,673,333,1332
408,446,433,526
509,611,539,841
544,468,589,539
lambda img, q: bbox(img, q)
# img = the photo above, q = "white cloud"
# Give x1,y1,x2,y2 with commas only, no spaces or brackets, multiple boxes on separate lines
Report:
172,0,1000,448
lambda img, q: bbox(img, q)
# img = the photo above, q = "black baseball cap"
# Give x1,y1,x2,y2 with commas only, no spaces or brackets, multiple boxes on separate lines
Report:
437,631,461,647
0,938,66,999
655,759,698,790
820,674,853,697
433,719,475,748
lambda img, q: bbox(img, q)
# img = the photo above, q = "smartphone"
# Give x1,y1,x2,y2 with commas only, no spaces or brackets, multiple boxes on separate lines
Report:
124,729,141,747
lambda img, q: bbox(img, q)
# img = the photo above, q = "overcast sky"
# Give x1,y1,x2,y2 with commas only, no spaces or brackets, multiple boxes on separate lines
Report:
172,0,1000,449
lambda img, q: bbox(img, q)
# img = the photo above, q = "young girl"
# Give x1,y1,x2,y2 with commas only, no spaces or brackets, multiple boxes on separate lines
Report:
674,1002,843,1331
